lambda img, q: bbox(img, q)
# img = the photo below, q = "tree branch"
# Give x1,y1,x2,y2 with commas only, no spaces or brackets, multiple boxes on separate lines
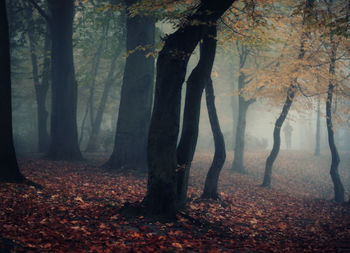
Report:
27,0,51,23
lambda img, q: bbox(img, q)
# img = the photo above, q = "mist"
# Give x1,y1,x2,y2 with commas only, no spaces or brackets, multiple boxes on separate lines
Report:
1,0,350,252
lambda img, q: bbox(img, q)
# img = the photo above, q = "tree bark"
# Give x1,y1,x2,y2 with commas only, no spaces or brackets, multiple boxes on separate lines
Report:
314,97,320,156
106,0,155,170
261,85,296,187
326,39,344,203
202,78,226,199
0,0,25,182
47,0,82,160
145,0,234,219
176,26,217,209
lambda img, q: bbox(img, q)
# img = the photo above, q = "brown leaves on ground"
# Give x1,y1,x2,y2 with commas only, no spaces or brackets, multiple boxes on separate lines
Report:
0,151,350,252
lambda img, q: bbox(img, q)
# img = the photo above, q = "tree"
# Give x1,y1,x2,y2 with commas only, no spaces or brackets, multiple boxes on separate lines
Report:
144,0,234,219
23,2,51,153
47,0,83,160
202,77,226,199
106,0,155,170
0,0,25,182
261,0,314,187
231,44,255,174
176,26,218,208
314,96,320,156
324,0,345,203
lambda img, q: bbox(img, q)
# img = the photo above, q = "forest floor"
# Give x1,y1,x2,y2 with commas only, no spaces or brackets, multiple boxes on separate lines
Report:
1,150,350,252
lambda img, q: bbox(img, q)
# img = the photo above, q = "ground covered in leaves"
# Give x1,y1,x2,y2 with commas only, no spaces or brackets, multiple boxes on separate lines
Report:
1,151,350,252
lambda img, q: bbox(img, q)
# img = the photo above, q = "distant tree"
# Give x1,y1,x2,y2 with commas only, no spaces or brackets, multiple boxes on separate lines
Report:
144,0,234,219
23,2,51,153
0,0,25,182
314,97,320,156
231,43,256,174
46,0,82,160
106,0,155,170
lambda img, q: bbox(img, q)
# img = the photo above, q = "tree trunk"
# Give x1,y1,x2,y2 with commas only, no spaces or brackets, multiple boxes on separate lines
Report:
106,0,155,170
145,0,234,219
85,47,123,152
80,27,108,150
231,93,250,173
326,41,344,203
314,97,320,156
176,26,217,209
261,85,296,187
202,78,226,199
47,0,82,160
261,0,313,187
24,4,51,153
0,0,25,182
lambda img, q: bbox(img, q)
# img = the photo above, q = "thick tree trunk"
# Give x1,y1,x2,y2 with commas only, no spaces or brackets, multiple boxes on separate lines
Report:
0,0,25,182
47,0,82,160
145,0,234,219
202,78,226,199
314,97,320,156
326,43,344,203
106,0,155,170
176,26,217,209
261,85,296,187
85,47,123,152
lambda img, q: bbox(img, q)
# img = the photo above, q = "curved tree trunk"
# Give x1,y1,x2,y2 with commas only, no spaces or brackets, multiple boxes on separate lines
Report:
261,0,314,187
314,97,320,156
326,41,344,203
106,0,155,171
261,85,296,187
47,0,82,160
202,78,226,199
0,0,25,182
176,26,217,209
145,0,234,219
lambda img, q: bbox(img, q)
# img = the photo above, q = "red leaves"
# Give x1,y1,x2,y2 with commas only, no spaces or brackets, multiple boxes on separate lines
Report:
0,153,349,252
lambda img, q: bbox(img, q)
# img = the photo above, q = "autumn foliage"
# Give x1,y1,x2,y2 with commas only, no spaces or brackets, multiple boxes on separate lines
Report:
1,151,349,252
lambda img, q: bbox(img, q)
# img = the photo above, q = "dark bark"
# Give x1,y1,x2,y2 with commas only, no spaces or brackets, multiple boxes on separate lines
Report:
0,0,25,182
25,5,51,153
261,85,296,187
47,0,82,160
326,41,344,203
176,26,217,209
314,97,320,156
202,78,226,199
261,0,314,187
106,0,155,170
145,0,234,219
85,47,123,152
